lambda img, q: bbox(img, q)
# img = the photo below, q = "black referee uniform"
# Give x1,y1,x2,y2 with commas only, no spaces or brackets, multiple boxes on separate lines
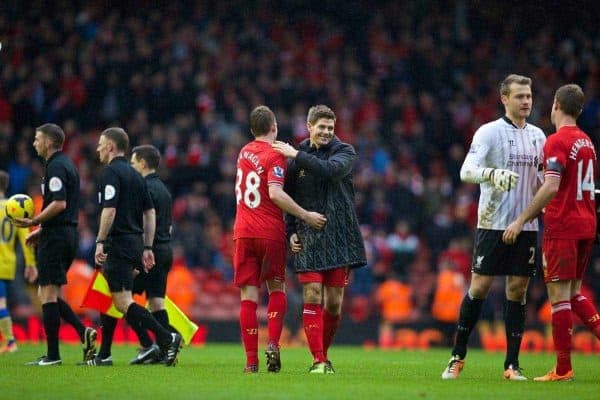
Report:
94,155,180,366
38,151,79,286
98,156,153,291
132,172,173,299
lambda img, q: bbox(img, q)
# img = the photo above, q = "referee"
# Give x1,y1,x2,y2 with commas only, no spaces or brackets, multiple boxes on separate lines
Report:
16,123,96,366
84,128,181,367
129,145,174,364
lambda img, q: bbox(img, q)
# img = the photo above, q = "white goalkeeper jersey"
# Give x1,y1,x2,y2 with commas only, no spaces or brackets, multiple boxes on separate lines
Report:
460,117,546,231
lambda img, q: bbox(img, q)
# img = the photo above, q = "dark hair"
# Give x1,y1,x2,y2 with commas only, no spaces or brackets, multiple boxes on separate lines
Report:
36,123,65,149
132,144,161,170
555,84,584,118
0,170,8,192
101,127,129,152
307,105,336,125
500,74,532,97
249,105,275,137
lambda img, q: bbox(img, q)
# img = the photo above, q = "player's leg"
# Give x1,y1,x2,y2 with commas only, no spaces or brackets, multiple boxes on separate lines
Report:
240,285,260,372
233,238,261,372
128,271,158,364
263,239,287,372
534,238,576,381
115,290,180,366
265,279,285,372
54,227,97,361
569,239,600,338
0,281,17,353
503,230,536,379
503,275,529,380
442,273,491,379
300,275,327,371
31,284,62,365
534,280,573,381
322,267,349,371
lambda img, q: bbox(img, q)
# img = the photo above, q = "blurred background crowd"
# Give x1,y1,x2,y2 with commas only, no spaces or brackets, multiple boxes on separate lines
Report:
1,0,600,340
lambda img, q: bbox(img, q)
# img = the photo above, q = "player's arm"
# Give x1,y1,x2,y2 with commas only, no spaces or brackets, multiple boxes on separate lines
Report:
502,176,560,244
269,184,326,230
13,200,66,228
13,163,68,227
272,141,356,181
16,226,37,282
141,180,156,270
95,207,115,267
460,128,518,191
95,168,119,267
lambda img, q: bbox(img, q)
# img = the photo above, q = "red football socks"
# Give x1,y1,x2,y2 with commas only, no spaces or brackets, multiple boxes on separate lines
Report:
267,291,287,347
323,309,340,359
240,300,258,366
551,301,573,376
571,294,600,339
303,303,325,363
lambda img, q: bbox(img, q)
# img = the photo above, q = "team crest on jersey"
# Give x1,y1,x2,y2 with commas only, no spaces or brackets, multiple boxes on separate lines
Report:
273,166,284,178
298,169,306,178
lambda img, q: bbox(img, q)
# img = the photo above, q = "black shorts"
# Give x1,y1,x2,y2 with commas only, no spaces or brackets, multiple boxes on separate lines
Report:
37,225,78,286
471,229,537,277
104,234,143,292
132,243,172,298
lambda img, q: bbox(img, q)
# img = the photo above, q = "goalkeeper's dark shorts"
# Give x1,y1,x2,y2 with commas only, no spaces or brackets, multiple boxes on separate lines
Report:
37,225,78,286
132,242,172,298
471,229,537,277
103,234,143,292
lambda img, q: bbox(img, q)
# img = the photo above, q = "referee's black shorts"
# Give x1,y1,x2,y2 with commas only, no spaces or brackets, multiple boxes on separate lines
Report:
471,229,537,277
132,242,172,298
37,225,78,286
104,234,143,292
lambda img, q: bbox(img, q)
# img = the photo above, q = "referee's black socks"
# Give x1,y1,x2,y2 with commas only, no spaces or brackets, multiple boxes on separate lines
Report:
42,302,61,360
57,298,85,341
126,303,171,346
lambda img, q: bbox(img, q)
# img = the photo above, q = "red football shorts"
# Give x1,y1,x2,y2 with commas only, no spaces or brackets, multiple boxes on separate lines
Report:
297,267,350,287
542,237,594,283
233,238,286,287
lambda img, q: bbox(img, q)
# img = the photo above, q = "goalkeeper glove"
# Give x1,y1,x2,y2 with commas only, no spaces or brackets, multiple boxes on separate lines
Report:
482,168,519,191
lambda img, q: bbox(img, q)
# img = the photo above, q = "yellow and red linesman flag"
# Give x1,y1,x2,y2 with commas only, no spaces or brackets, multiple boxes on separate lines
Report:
81,270,199,345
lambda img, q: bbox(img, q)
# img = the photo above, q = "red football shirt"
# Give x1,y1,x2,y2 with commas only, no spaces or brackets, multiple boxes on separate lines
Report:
233,140,287,242
543,125,597,239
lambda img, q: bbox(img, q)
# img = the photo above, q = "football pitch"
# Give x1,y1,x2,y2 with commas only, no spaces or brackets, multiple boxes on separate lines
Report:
1,344,599,399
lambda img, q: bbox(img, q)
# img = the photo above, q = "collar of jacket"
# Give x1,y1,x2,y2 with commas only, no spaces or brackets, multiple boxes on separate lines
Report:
300,136,341,152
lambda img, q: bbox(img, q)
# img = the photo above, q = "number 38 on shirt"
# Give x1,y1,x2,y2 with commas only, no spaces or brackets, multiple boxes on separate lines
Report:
236,168,262,209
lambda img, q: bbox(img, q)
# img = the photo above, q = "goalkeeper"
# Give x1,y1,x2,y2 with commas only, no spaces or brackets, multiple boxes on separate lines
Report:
441,74,547,381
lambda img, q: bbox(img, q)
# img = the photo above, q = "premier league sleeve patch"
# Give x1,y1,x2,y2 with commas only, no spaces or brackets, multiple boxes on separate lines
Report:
104,185,116,200
273,166,285,178
49,177,63,192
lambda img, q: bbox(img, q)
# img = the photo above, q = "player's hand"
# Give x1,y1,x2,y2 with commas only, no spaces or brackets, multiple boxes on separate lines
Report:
25,229,41,247
290,233,302,253
303,211,327,229
12,217,36,228
142,249,155,272
502,220,524,245
272,141,299,159
24,265,38,283
95,243,107,268
482,168,519,191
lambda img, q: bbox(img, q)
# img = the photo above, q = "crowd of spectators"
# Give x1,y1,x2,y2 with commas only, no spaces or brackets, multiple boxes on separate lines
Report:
1,1,600,329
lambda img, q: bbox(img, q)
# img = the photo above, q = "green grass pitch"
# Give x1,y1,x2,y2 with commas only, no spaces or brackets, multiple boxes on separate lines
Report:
1,344,599,399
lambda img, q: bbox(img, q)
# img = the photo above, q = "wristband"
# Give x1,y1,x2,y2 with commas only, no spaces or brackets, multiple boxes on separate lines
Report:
144,245,153,250
96,238,107,244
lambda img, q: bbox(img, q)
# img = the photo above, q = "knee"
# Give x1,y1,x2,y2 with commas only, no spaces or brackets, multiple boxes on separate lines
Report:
303,285,322,304
324,298,342,315
506,281,528,302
